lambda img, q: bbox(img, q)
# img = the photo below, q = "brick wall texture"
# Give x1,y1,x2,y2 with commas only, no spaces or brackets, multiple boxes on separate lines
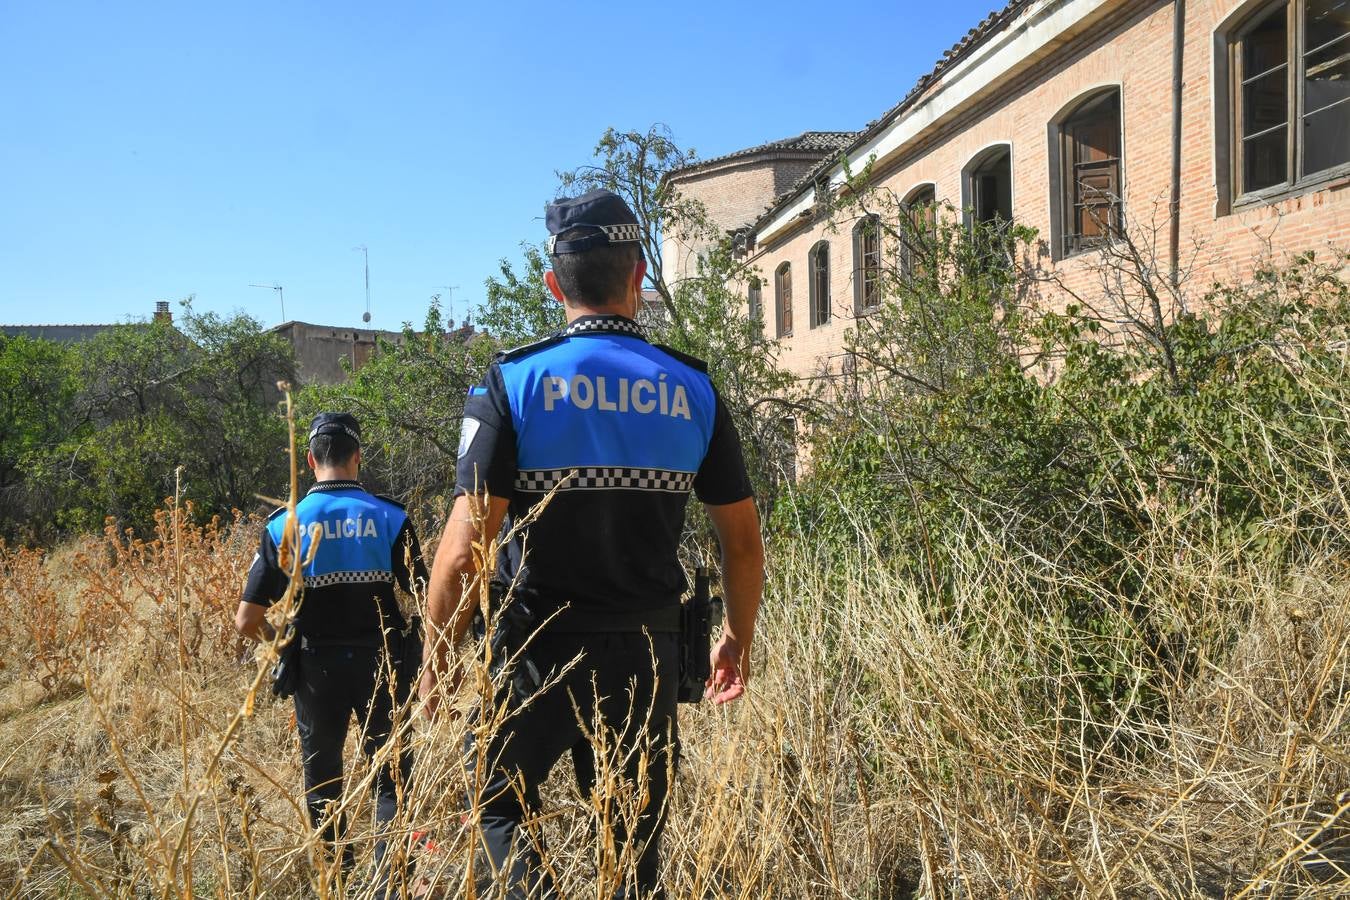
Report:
678,0,1350,381
663,154,838,283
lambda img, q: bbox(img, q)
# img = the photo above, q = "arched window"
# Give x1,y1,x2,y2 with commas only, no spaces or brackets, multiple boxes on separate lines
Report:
852,216,882,314
747,277,763,341
808,241,831,328
1227,1,1350,201
774,262,793,338
962,145,1013,266
1055,88,1123,256
963,145,1013,227
901,184,937,282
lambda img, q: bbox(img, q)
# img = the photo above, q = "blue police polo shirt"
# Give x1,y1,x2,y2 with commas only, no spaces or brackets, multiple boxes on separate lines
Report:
456,314,753,614
240,480,427,641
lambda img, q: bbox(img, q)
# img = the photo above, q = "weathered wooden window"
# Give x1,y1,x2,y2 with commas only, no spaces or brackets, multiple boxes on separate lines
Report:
1061,89,1123,255
1232,0,1350,198
853,215,882,313
747,278,763,341
808,241,831,328
900,185,937,282
775,262,793,338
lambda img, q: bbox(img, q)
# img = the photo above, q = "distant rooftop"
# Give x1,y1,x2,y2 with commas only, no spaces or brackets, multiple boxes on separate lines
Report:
2,301,176,343
668,131,857,180
1,323,128,342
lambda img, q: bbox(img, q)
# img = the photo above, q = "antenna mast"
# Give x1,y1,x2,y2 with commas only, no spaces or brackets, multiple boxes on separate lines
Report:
354,245,371,323
249,283,285,321
435,285,461,326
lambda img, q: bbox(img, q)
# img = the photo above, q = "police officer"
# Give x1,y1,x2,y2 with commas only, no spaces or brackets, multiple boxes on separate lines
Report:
234,412,427,886
420,189,766,899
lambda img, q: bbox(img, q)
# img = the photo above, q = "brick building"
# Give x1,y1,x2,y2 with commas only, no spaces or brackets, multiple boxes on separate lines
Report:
661,131,856,275
665,0,1350,380
271,319,479,386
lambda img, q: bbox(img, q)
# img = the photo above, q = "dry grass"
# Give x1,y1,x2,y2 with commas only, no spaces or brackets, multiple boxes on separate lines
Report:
1,447,1349,896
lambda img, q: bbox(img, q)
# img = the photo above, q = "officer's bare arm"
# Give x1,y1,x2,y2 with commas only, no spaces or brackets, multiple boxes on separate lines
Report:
704,497,765,703
424,492,511,683
234,600,276,642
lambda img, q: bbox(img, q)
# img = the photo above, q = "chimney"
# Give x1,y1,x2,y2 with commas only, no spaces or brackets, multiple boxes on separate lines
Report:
153,300,172,324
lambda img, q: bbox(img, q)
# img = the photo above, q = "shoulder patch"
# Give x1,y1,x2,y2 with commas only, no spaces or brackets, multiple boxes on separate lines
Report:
498,331,564,362
375,493,407,510
653,344,709,373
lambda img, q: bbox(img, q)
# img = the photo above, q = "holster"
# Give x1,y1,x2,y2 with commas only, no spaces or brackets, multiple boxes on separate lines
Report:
270,622,301,699
473,581,544,702
678,568,724,704
395,616,424,695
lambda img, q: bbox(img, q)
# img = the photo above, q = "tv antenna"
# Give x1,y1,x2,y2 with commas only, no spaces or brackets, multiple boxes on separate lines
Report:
249,283,285,321
353,245,371,323
435,285,461,325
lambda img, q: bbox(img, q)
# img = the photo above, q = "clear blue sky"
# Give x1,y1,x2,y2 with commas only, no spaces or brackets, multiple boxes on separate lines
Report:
0,0,1001,331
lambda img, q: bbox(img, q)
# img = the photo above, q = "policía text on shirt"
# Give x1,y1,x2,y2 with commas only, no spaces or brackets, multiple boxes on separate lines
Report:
541,373,692,420
305,516,380,542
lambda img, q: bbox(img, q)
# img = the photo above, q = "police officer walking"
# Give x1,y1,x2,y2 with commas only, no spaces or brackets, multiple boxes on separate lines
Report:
420,189,766,899
235,412,427,890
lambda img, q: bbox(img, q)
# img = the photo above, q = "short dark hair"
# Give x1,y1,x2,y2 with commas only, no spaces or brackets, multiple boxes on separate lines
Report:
549,228,641,307
310,433,359,467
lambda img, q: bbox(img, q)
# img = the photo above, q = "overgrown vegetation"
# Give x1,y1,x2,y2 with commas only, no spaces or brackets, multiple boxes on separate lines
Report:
0,127,1347,895
0,304,294,540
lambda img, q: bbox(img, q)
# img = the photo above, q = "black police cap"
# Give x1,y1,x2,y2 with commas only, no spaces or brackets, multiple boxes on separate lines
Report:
545,189,642,255
308,412,361,445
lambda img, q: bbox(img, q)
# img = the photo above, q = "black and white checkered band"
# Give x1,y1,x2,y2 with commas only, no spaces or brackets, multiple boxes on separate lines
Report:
563,317,646,339
515,467,695,494
304,570,394,588
546,223,642,254
307,480,364,494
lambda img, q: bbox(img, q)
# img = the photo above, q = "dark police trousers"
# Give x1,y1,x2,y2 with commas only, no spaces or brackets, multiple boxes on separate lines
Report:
468,630,679,900
294,642,413,881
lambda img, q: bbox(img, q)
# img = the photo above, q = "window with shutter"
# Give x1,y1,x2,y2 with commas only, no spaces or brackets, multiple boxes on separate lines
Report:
747,278,763,342
808,241,831,328
853,216,882,314
1060,89,1123,255
775,263,793,338
900,185,937,283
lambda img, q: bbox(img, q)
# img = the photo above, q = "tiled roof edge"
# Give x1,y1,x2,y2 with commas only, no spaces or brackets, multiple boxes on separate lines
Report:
750,0,1038,237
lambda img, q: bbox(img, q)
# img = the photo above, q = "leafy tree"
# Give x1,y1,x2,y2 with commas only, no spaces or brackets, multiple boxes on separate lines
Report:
3,302,295,538
477,245,563,347
172,303,296,512
557,125,707,324
0,336,85,540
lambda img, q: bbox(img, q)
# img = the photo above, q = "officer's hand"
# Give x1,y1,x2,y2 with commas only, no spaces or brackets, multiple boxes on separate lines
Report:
706,634,749,705
418,667,441,719
419,665,463,720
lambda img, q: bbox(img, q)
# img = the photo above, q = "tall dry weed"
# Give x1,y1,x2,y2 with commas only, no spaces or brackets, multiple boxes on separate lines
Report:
0,388,1348,897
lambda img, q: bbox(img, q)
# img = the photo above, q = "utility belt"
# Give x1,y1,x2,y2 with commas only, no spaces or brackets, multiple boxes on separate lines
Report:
271,618,423,700
477,575,720,705
545,604,681,634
